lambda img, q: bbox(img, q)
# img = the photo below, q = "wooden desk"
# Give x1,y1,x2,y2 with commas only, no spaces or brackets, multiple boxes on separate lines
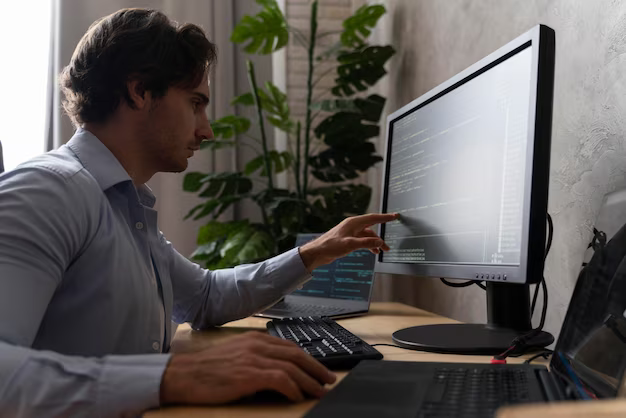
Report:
145,302,626,418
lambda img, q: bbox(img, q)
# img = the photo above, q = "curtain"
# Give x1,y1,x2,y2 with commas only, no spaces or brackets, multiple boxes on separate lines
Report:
45,0,243,257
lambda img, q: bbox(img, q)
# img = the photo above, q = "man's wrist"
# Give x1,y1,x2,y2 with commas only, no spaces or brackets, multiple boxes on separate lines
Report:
160,353,192,405
299,242,321,273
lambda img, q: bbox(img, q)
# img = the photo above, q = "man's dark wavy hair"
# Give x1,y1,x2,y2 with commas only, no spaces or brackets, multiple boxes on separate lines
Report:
60,8,217,126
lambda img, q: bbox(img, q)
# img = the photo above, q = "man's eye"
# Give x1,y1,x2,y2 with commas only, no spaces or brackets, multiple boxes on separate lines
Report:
192,101,200,110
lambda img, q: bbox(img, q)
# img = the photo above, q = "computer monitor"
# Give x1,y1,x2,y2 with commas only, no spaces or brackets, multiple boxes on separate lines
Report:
376,25,556,354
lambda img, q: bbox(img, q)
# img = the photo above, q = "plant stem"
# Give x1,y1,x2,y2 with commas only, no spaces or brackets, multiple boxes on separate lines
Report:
246,60,273,229
294,122,304,232
295,120,302,199
302,0,318,199
246,60,274,194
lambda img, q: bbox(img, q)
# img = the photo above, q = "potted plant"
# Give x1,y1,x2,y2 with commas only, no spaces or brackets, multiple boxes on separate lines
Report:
183,0,395,269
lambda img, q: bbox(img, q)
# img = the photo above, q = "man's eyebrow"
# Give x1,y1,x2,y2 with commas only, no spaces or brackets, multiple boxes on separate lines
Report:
192,92,210,105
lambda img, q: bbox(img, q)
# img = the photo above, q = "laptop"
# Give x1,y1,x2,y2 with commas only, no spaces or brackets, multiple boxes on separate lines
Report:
304,236,626,417
256,233,376,319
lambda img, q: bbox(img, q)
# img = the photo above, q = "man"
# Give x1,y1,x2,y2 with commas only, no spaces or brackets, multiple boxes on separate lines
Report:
0,8,397,417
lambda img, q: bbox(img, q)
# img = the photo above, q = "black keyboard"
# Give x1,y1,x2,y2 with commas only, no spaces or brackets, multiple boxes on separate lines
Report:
266,316,383,369
266,301,352,316
421,367,531,418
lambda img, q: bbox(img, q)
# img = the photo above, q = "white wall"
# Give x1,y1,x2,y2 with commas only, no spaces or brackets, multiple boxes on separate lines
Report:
376,0,626,342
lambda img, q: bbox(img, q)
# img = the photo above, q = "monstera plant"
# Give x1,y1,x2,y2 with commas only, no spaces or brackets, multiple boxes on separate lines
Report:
183,0,395,269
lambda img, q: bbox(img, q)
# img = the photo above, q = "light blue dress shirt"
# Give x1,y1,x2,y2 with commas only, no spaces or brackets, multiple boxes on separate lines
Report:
0,128,311,417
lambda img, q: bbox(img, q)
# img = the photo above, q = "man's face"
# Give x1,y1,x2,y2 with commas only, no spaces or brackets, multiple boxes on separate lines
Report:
141,71,213,173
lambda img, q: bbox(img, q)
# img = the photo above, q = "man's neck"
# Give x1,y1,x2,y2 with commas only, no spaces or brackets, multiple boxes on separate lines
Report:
82,122,153,186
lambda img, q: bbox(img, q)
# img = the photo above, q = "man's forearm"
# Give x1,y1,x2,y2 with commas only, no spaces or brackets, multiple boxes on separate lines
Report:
0,341,169,417
174,247,311,329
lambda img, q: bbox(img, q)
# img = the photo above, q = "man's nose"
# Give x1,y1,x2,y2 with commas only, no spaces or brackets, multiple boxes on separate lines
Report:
197,116,214,141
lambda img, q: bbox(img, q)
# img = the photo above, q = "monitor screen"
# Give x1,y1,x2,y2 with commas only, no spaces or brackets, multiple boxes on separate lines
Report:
376,28,552,284
382,47,532,267
292,233,375,301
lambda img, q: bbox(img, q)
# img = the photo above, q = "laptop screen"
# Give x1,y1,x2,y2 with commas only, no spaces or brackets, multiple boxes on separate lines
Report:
550,228,626,399
292,233,376,302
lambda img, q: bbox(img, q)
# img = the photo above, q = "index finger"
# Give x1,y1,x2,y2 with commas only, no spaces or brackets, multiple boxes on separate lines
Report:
350,212,399,228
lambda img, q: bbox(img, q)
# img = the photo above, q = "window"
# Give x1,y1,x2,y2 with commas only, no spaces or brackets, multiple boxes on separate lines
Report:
0,0,52,171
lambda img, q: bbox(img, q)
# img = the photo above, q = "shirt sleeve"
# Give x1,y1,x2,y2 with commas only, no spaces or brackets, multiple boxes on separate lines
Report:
0,165,167,417
163,233,312,328
0,342,170,418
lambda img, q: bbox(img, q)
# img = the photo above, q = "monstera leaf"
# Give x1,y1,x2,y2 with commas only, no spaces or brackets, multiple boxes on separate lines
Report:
190,220,250,265
190,220,273,269
232,82,294,134
217,225,275,268
340,4,386,48
311,94,385,120
310,99,359,113
332,45,395,97
209,115,251,139
231,0,288,54
183,172,253,220
196,220,250,245
309,142,382,183
307,185,372,229
314,112,380,146
309,184,371,215
310,94,384,182
245,151,293,176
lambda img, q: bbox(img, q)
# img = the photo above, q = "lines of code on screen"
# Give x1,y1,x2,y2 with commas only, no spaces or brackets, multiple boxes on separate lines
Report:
381,47,533,266
292,233,375,301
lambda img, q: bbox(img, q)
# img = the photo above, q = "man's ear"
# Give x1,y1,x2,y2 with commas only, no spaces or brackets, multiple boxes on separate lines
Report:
126,79,151,110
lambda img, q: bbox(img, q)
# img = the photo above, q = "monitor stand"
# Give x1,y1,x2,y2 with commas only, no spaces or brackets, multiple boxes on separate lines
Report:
392,282,554,355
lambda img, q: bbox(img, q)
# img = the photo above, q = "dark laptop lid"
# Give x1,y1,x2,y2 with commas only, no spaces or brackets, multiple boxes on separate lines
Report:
549,224,626,398
291,233,376,302
0,140,4,174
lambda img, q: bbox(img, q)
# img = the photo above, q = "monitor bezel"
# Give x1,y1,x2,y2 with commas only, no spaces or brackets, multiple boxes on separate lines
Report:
375,24,555,285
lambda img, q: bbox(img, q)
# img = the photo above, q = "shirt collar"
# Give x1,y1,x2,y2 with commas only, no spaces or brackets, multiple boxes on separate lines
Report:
66,128,157,208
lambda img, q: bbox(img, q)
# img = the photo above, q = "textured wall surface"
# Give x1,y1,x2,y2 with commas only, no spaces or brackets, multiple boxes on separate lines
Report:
376,0,626,341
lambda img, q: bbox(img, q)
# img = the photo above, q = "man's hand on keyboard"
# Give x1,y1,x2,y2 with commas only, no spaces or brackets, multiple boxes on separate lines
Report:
159,331,337,405
299,212,399,271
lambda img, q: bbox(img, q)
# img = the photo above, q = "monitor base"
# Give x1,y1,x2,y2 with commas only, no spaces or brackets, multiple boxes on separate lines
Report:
392,323,554,355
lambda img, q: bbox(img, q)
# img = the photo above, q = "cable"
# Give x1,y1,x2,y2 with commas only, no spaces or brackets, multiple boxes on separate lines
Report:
496,213,552,360
531,213,553,315
530,282,541,318
524,348,553,364
440,277,486,290
439,277,476,288
439,213,553,361
545,213,554,257
370,343,413,350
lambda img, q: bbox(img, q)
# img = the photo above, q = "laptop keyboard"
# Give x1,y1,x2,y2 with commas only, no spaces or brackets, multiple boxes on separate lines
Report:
268,300,352,316
421,367,531,418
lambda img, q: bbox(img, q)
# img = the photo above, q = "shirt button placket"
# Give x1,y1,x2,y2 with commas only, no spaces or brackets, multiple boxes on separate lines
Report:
135,221,144,230
152,341,160,352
